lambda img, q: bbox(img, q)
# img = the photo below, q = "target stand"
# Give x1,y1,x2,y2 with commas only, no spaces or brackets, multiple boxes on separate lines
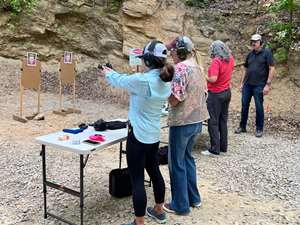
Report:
13,58,42,123
53,57,81,116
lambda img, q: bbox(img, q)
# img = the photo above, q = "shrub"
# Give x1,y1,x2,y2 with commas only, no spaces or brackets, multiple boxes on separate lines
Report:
0,0,38,15
183,0,209,8
268,0,300,50
274,47,289,64
105,0,123,13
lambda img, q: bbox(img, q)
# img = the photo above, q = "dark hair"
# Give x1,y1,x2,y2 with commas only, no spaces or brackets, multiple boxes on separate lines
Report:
175,37,190,60
151,57,165,69
159,63,174,82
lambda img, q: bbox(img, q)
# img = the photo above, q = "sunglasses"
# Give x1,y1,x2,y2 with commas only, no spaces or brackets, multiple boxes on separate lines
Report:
251,40,260,45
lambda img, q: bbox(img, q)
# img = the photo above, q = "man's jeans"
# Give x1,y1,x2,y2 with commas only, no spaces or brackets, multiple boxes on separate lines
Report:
240,84,264,131
168,122,202,214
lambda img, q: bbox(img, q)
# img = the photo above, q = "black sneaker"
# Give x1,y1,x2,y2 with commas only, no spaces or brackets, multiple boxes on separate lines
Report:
255,130,263,138
234,127,246,134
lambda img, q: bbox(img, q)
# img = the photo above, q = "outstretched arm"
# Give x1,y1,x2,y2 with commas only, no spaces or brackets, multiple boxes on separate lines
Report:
99,66,150,97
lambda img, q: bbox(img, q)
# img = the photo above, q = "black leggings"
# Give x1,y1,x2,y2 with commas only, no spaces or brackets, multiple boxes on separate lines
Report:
126,129,165,217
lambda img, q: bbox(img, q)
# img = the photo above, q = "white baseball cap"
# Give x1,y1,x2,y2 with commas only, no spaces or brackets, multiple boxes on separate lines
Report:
139,41,168,59
251,34,262,41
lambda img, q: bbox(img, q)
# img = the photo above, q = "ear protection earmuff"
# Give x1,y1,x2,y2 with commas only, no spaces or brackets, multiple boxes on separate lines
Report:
175,37,189,60
142,40,163,68
260,39,264,45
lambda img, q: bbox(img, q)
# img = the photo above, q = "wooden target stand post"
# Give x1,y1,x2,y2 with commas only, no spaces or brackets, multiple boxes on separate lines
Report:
13,59,42,123
53,57,81,116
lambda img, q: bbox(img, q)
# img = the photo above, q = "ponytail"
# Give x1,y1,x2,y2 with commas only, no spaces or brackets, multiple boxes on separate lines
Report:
160,63,174,82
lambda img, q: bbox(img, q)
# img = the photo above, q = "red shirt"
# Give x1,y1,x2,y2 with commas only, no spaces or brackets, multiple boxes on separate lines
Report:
207,55,234,93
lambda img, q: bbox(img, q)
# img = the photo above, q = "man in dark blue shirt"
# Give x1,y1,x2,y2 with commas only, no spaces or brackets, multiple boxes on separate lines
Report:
235,34,275,137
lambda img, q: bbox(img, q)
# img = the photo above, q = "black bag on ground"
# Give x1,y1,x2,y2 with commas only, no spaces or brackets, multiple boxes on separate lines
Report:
158,146,168,165
109,168,132,198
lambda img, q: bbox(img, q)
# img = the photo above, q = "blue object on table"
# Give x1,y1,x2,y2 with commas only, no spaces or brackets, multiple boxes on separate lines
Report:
62,128,84,134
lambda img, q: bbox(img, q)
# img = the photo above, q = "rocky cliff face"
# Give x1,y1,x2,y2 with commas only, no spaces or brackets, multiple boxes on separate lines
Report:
0,0,299,102
0,0,267,69
121,0,214,64
0,0,215,104
0,0,298,68
0,0,124,68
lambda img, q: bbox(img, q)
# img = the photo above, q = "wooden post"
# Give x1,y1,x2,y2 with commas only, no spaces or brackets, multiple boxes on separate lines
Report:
13,82,27,123
20,82,24,118
73,79,75,113
59,79,62,111
37,85,41,114
67,73,81,114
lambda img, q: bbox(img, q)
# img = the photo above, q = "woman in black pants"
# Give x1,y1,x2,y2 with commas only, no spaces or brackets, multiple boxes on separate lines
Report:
201,40,234,156
100,40,174,225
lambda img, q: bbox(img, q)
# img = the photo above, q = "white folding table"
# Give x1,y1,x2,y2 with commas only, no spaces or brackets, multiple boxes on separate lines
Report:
35,125,128,225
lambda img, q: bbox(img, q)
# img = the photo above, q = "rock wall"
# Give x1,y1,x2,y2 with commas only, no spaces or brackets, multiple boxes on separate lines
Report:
0,0,299,106
0,0,123,68
0,0,234,71
1,0,289,70
0,0,214,104
288,50,300,88
121,0,211,58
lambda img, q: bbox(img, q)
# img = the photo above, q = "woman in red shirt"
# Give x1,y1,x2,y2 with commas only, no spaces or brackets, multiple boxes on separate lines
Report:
202,40,234,156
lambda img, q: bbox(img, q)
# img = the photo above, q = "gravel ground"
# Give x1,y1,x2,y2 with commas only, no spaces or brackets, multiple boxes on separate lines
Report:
0,90,299,225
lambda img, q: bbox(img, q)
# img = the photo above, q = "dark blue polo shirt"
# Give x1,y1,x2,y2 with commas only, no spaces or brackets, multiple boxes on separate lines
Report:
244,48,275,85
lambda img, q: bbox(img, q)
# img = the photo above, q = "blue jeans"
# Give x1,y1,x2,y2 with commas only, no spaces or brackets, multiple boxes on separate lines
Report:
240,84,264,131
168,122,202,214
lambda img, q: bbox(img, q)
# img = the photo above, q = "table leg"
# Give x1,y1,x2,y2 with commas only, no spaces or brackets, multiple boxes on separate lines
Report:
119,142,123,169
41,144,47,219
80,155,84,225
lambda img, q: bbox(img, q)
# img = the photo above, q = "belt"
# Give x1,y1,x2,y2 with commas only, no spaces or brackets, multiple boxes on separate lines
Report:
208,88,230,94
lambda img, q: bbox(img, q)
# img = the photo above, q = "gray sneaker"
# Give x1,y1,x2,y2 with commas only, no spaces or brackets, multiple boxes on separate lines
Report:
235,127,247,134
255,130,263,138
146,207,167,224
120,221,137,225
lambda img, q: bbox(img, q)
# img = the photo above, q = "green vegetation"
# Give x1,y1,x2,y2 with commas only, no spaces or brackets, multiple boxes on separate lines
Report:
0,0,38,15
182,0,209,8
105,0,123,14
267,0,300,63
274,47,289,63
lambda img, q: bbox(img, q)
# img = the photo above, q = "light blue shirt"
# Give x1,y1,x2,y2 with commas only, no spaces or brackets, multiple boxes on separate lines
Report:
106,69,171,144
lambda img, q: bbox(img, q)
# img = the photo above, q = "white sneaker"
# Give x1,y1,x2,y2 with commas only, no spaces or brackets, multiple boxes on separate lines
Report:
201,150,215,156
191,202,202,208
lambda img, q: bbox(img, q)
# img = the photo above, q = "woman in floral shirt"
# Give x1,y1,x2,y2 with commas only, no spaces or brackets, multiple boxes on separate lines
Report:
163,36,209,215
